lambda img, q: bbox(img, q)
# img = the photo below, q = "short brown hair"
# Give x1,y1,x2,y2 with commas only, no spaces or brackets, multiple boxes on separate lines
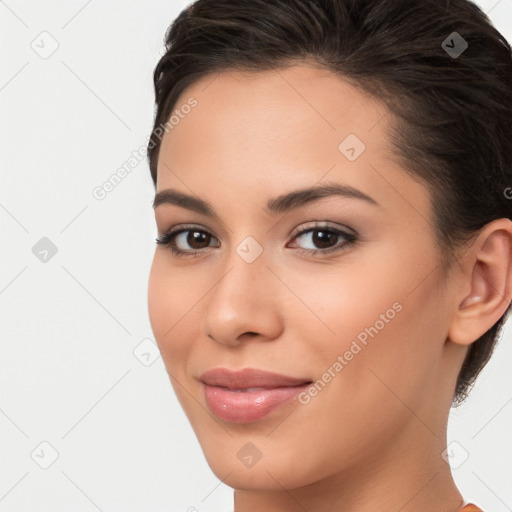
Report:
147,0,512,404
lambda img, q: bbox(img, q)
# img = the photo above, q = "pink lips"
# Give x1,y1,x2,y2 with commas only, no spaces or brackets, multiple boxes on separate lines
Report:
199,368,312,423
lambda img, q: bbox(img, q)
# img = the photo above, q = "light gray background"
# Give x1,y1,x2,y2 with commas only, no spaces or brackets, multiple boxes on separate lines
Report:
1,1,511,511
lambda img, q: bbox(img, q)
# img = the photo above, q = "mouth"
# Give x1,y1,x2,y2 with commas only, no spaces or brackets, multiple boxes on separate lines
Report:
199,367,313,423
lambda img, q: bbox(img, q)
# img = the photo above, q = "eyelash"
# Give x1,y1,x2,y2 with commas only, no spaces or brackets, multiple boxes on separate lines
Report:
155,223,358,258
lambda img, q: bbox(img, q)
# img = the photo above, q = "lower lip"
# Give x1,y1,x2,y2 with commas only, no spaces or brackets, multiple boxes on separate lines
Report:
203,383,311,423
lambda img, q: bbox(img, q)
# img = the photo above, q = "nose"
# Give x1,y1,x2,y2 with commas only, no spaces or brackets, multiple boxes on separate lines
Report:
201,247,284,347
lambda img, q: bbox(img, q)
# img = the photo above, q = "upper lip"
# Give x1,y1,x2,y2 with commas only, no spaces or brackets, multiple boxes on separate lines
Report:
199,368,312,390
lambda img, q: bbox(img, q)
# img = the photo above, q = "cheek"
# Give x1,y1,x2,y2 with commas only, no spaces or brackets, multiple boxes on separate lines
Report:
147,253,197,364
147,253,170,342
285,255,405,354
290,242,445,402
266,262,445,479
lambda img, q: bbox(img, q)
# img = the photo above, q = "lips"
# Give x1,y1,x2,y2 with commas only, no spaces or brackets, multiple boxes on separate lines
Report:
199,367,312,390
199,368,313,423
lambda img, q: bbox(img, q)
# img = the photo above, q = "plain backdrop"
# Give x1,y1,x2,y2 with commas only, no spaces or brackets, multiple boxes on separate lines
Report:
1,1,511,511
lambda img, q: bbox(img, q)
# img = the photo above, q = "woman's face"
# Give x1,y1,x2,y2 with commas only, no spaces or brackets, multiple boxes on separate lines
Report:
148,64,465,492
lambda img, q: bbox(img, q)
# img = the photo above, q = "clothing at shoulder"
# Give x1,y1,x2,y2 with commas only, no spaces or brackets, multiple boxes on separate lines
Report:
460,504,483,511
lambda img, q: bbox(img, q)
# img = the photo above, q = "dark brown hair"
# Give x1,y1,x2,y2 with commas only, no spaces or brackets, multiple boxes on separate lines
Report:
147,0,512,404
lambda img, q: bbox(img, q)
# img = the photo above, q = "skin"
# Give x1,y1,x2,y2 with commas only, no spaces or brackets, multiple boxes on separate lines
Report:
147,64,512,512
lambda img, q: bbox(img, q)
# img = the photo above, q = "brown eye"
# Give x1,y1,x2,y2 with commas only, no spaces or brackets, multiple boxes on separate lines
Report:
155,225,220,257
308,229,338,249
184,230,212,249
289,224,358,255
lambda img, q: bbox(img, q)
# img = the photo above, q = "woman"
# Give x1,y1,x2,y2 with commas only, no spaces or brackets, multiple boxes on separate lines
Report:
146,0,512,510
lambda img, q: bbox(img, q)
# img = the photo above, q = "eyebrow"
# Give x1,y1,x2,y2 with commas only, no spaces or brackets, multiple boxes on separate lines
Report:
153,182,381,217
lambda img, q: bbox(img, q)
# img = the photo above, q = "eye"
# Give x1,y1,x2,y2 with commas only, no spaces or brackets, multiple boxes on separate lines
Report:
155,222,358,258
155,224,219,257
287,222,358,255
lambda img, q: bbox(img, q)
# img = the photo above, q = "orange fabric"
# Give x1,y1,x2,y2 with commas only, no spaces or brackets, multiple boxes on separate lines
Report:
460,505,483,512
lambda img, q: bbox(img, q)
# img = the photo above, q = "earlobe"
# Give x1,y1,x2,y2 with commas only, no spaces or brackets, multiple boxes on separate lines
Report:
448,218,512,346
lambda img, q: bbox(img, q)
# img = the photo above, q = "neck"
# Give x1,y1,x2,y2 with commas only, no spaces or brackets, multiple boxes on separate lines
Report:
233,414,464,512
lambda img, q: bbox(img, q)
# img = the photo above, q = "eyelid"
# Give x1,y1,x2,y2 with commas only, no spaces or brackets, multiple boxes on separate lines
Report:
289,220,357,238
157,223,212,237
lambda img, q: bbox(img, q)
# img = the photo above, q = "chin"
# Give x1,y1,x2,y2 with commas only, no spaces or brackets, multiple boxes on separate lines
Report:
191,426,327,492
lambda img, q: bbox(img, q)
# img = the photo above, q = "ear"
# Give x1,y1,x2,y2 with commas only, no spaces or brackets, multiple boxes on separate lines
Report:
448,218,512,346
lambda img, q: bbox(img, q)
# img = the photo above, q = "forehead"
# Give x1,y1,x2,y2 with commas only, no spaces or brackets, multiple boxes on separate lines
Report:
159,65,385,173
164,64,388,150
156,64,431,226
